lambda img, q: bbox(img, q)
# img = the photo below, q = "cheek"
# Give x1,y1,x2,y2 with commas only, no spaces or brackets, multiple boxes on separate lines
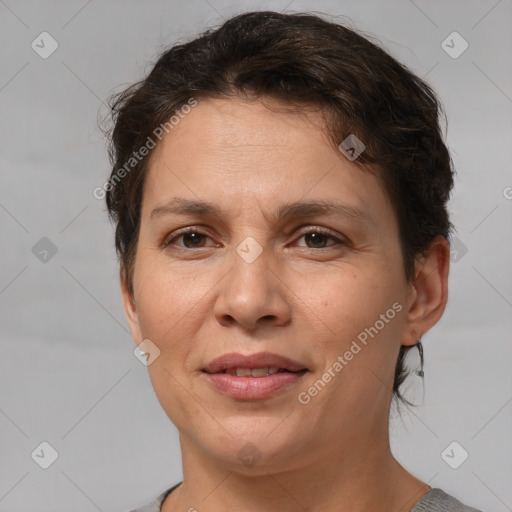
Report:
134,265,198,348
134,268,206,426
306,273,406,408
308,264,406,366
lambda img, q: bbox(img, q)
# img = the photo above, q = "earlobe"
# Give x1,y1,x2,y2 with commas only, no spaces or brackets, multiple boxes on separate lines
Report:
401,236,450,347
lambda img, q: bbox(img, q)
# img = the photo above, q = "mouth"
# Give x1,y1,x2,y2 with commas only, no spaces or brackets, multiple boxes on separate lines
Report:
208,367,306,377
202,350,308,374
202,351,309,400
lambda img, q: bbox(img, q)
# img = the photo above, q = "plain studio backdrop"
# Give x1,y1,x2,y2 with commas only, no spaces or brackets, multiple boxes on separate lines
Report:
0,1,511,511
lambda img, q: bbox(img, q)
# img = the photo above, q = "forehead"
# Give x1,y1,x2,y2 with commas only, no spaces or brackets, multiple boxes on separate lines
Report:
141,97,393,226
151,97,332,158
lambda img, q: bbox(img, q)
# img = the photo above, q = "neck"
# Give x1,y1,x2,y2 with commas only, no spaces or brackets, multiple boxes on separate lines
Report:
162,432,430,512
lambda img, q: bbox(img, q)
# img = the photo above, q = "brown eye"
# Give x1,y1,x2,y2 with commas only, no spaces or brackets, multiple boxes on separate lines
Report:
303,232,329,248
180,232,207,248
296,229,344,249
164,229,213,249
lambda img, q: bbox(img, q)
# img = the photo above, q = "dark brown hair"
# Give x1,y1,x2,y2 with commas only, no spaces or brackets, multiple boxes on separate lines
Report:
104,10,454,408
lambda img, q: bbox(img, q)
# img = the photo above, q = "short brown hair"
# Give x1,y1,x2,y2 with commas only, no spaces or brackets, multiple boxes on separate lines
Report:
104,10,454,407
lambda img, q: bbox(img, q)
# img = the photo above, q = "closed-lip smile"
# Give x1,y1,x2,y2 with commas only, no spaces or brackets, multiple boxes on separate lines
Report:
202,351,309,400
203,351,308,373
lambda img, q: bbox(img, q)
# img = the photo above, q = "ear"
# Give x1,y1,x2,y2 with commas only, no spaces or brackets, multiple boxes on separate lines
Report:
120,267,143,345
401,235,450,347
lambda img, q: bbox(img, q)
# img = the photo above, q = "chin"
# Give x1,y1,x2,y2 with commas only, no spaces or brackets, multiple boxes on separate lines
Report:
198,421,308,473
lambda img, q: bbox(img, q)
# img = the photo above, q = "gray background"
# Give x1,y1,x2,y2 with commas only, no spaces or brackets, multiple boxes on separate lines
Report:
1,1,511,511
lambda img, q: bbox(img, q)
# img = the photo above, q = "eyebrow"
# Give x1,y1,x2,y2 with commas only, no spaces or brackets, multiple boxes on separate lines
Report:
150,197,372,225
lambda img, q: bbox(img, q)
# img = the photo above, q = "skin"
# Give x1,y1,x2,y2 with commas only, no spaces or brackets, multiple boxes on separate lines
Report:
120,97,450,512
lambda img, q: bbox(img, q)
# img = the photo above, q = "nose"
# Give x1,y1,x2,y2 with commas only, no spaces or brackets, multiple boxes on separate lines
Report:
213,240,292,331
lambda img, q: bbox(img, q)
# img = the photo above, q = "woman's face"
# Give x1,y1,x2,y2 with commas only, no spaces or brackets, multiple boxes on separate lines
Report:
121,97,436,471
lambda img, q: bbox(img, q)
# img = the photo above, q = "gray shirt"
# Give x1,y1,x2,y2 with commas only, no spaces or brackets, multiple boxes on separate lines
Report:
128,483,484,511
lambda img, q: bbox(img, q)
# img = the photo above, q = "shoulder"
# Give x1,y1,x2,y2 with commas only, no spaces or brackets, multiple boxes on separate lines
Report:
411,487,485,512
126,484,484,512
126,482,182,512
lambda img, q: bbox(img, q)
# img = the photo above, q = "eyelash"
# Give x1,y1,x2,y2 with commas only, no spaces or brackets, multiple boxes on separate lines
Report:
162,226,347,250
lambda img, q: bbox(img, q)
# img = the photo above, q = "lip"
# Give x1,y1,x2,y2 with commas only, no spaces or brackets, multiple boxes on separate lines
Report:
202,351,307,374
202,351,308,400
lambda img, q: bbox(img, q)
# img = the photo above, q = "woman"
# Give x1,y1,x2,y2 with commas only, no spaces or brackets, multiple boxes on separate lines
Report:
104,10,484,512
